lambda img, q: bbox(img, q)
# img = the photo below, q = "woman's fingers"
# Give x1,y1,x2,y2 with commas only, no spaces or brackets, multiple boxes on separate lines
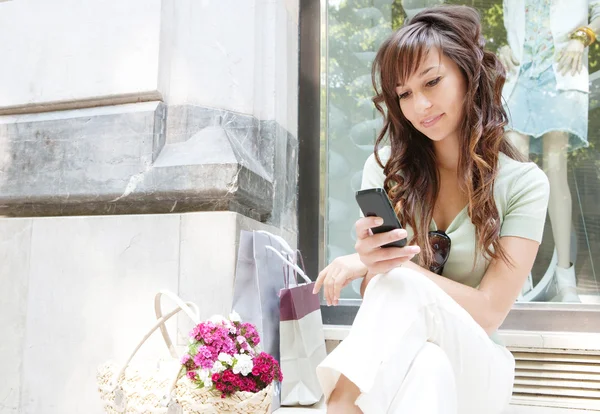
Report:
314,264,350,306
355,228,408,254
355,230,412,260
355,216,383,240
364,229,409,251
313,266,328,294
332,272,353,306
324,268,341,306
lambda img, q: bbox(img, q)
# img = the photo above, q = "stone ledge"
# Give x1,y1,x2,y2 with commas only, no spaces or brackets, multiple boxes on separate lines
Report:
0,102,296,223
323,325,600,352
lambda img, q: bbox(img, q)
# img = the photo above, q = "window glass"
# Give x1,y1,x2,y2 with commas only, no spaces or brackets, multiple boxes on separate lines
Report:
323,0,600,305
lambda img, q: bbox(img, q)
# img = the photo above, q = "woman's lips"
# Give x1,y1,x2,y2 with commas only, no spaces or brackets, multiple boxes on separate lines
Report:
421,113,444,128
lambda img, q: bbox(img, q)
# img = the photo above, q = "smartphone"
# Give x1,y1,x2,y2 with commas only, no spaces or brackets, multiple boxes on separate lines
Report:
355,188,407,248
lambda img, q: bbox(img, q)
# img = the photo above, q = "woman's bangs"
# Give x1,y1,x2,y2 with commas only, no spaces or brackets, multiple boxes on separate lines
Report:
392,27,442,88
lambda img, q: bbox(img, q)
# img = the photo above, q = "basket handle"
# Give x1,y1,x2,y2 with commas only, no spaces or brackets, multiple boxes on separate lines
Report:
155,290,200,358
110,291,199,392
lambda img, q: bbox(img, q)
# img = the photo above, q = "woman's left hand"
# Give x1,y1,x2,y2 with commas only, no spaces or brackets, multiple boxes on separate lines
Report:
557,39,585,76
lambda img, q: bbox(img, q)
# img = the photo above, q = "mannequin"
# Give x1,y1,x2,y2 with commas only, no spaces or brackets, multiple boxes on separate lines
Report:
499,0,600,302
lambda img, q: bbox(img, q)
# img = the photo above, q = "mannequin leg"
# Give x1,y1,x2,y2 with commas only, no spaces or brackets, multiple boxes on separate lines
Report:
505,130,535,299
542,131,580,303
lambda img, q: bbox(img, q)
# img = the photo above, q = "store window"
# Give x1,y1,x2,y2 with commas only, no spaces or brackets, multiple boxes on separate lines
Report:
320,0,600,324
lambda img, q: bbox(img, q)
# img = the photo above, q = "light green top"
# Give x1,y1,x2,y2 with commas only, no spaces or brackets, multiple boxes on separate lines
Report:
361,146,550,288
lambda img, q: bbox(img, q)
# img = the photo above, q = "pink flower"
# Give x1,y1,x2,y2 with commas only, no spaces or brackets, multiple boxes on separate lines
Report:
181,318,280,398
193,346,216,369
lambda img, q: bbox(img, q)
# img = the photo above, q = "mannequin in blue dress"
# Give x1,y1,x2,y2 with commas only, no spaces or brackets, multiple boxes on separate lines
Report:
498,0,600,302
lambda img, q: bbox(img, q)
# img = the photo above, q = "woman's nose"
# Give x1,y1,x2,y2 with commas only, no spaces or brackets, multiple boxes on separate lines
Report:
414,93,433,113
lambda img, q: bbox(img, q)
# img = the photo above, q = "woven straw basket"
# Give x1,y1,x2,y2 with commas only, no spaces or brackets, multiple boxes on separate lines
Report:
96,291,273,414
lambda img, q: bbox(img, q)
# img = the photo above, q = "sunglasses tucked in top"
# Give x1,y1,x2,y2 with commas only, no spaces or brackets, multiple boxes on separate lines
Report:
428,230,451,275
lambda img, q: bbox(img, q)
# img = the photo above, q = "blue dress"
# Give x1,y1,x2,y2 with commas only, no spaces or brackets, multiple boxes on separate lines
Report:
504,0,589,153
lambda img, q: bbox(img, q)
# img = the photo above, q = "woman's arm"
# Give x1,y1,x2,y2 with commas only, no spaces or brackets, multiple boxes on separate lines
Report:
400,236,539,335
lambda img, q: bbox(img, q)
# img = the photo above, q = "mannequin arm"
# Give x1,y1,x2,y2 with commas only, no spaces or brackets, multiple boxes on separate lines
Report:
589,0,600,33
557,9,600,76
587,16,600,34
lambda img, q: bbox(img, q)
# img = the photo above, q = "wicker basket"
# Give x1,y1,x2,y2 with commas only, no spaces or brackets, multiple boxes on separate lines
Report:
96,291,274,414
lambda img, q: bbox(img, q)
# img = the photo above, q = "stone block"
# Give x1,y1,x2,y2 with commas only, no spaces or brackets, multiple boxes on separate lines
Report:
0,218,32,413
0,211,295,413
0,0,162,107
0,103,294,223
19,214,180,413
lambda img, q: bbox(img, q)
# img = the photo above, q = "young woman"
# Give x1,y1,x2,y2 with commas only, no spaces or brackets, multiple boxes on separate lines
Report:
313,5,550,414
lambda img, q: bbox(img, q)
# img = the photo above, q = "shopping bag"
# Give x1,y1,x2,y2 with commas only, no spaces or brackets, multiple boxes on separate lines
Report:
232,230,297,411
267,247,327,406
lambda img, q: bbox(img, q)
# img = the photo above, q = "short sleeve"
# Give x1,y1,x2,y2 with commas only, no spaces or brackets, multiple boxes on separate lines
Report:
500,166,550,243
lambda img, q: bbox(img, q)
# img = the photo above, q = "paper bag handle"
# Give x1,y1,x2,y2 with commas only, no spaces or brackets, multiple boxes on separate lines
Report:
265,245,312,284
256,230,295,255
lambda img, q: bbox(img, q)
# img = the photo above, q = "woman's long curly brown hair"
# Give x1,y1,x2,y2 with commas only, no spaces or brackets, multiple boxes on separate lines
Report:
371,5,524,269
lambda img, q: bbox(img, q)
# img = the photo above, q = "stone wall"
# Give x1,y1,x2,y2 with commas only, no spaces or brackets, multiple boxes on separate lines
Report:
0,0,299,412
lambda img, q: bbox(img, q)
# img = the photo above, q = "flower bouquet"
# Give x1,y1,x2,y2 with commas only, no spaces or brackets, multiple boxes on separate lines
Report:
97,291,282,414
178,311,282,413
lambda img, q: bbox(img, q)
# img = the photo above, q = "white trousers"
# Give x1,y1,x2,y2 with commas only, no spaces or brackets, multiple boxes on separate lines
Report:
316,267,515,414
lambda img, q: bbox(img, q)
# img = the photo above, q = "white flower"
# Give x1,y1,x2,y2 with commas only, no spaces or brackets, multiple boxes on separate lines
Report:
232,353,253,376
212,360,226,373
208,314,227,324
229,310,241,323
239,348,245,353
199,369,213,388
218,352,234,365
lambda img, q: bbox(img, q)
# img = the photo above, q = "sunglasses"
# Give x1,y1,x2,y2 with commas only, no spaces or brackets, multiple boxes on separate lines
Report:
428,230,451,275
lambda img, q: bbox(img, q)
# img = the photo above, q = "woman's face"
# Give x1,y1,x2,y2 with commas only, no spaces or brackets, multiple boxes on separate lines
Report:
395,48,467,142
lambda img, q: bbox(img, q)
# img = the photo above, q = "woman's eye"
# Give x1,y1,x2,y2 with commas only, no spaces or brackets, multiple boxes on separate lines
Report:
398,92,410,100
427,77,441,87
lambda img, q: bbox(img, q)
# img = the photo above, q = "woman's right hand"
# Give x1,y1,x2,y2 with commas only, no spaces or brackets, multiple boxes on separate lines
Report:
313,217,420,306
354,216,420,276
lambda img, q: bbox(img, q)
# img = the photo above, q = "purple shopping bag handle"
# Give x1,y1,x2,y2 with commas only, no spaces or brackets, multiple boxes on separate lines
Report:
295,249,307,283
285,250,307,289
